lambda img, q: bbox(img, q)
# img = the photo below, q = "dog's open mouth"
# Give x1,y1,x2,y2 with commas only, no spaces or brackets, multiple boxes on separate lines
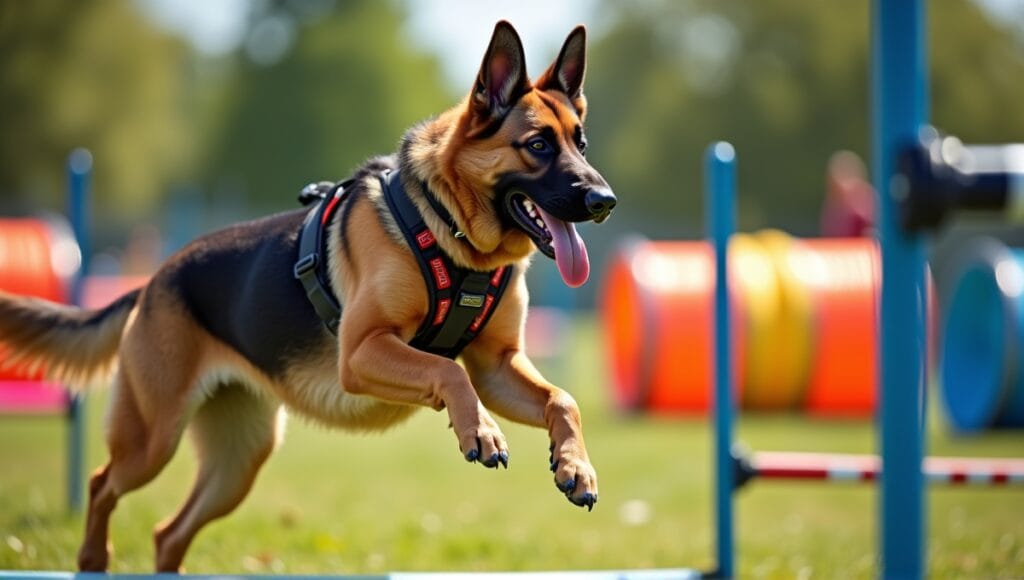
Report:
507,192,590,288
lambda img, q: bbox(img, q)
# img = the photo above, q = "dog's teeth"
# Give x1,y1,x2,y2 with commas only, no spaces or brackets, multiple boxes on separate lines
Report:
535,218,546,229
523,199,540,218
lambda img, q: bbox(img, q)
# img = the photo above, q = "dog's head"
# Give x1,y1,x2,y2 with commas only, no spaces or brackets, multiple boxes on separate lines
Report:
439,21,615,288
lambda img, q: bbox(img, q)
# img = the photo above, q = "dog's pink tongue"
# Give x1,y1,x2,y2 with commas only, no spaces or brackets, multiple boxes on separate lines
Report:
537,207,590,287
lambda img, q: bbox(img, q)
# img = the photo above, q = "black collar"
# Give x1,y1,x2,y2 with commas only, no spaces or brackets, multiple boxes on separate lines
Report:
417,179,467,240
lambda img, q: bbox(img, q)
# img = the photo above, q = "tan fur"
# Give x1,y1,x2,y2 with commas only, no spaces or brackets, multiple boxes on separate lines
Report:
0,21,604,573
0,289,139,385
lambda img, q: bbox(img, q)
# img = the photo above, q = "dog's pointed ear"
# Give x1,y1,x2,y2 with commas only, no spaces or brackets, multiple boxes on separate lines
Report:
471,21,529,130
538,25,587,100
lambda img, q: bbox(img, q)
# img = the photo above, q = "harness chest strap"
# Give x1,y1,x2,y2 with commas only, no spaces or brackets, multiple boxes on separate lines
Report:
293,172,513,359
380,170,513,358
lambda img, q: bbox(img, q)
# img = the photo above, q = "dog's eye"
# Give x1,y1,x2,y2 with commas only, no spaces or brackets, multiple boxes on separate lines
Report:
574,125,587,156
527,137,553,155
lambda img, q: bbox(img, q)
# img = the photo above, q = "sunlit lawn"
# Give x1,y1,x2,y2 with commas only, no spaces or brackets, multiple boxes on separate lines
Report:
1,315,1022,578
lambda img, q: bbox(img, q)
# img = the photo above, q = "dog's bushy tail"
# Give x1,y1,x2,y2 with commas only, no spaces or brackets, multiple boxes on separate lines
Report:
0,289,141,386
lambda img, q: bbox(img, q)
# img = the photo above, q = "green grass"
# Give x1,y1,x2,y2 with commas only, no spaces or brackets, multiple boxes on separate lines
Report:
1,315,1022,578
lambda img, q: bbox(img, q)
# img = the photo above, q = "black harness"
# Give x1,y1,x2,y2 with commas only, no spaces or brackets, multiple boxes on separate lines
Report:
293,171,513,359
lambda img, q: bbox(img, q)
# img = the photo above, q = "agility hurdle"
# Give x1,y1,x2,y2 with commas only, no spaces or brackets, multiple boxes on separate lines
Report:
708,152,1024,575
706,143,1024,575
708,2,1023,578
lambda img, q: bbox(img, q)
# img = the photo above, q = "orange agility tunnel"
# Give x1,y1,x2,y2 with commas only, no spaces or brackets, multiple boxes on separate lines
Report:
795,238,880,416
0,217,80,383
601,238,743,413
601,232,885,416
0,218,74,303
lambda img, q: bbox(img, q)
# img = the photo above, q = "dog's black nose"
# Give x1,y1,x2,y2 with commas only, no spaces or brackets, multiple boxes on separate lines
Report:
585,188,617,218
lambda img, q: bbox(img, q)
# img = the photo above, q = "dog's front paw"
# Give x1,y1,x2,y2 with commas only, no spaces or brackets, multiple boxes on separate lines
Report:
549,441,598,511
457,416,509,469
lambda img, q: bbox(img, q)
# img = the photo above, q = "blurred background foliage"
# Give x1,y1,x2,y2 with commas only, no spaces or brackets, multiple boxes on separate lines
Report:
1,0,1023,280
0,1,188,217
204,1,450,214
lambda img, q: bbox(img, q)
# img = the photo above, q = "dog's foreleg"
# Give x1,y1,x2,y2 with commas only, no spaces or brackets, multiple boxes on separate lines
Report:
344,331,509,468
463,348,598,510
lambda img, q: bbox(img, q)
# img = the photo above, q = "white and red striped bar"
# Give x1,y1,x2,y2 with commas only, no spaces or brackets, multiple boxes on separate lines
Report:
752,452,1024,486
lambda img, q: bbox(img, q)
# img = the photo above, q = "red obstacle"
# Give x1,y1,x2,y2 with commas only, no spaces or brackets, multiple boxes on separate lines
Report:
0,219,77,413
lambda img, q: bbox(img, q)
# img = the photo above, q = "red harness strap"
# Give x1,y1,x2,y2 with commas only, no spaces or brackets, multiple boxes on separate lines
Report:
380,170,513,359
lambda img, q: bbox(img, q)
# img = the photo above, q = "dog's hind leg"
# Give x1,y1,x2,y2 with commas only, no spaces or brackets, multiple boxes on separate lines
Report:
77,368,192,571
77,296,208,572
153,381,282,573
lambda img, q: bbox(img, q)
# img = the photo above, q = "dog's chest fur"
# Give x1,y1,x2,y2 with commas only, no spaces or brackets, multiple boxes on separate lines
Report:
272,341,418,430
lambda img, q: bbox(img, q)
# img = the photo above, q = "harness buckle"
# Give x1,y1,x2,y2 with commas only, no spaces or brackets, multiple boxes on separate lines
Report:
298,181,335,206
293,253,318,278
458,293,486,308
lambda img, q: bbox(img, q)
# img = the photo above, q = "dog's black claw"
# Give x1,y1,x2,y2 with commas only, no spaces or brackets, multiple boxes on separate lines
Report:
465,449,480,462
557,478,576,493
499,451,509,468
483,453,500,468
569,492,597,511
550,459,558,473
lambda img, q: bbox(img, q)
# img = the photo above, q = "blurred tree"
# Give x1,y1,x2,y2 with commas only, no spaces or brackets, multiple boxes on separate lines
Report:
931,0,1024,145
583,0,1024,235
200,0,451,213
0,0,189,218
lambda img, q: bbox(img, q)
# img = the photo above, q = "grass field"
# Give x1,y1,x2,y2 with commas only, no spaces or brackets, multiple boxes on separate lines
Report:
1,315,1022,578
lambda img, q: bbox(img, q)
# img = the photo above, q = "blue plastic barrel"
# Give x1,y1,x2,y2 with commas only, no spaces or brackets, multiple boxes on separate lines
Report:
941,237,1024,431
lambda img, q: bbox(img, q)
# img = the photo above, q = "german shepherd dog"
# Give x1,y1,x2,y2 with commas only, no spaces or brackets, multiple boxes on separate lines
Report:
0,21,614,572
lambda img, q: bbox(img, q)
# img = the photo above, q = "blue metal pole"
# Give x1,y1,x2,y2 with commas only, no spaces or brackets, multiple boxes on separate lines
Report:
67,148,93,513
871,1,928,578
705,142,736,579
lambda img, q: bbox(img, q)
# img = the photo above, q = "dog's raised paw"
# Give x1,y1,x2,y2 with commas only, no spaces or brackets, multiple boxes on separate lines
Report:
550,448,598,511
